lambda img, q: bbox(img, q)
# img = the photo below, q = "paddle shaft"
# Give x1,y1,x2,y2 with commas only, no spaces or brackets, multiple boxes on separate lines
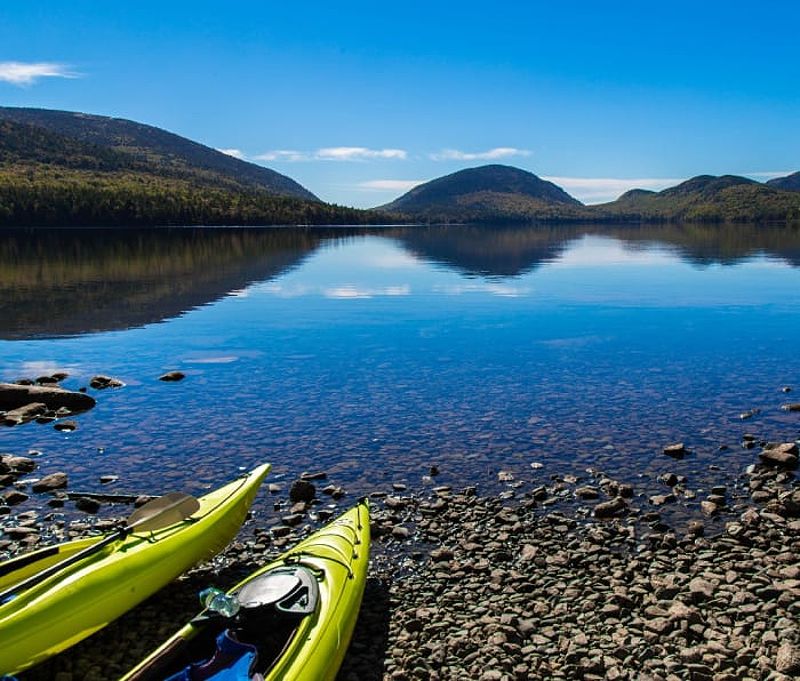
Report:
0,530,125,605
0,493,198,605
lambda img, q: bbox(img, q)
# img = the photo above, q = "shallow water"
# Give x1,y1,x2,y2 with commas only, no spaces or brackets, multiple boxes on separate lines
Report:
1,224,799,523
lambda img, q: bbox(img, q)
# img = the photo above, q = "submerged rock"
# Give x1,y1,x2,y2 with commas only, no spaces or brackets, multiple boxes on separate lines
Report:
158,371,185,382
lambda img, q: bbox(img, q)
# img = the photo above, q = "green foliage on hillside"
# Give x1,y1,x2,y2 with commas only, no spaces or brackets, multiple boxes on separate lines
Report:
0,119,389,226
0,164,384,227
382,165,586,223
594,177,800,223
0,108,317,199
767,171,800,192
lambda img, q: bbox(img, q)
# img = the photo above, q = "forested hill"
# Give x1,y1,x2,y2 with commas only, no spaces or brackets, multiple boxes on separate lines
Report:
0,107,316,200
0,111,390,227
594,175,800,223
381,165,585,223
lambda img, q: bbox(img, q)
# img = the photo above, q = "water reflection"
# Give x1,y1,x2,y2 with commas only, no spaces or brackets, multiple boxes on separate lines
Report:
0,228,329,339
2,224,800,339
387,223,800,276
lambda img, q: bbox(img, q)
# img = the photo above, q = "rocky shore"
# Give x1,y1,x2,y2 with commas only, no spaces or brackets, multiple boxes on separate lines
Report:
1,438,795,681
2,373,798,680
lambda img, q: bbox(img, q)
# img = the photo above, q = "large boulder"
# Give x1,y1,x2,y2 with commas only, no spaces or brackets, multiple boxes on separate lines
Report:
0,383,96,412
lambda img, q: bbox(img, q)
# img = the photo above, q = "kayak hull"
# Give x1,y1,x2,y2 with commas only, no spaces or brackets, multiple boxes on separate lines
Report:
123,498,370,681
0,463,270,675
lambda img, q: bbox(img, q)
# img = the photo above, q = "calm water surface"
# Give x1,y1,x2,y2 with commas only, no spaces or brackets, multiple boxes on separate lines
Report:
1,224,799,524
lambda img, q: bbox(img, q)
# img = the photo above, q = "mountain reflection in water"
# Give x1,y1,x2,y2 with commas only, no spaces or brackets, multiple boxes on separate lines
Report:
1,223,800,339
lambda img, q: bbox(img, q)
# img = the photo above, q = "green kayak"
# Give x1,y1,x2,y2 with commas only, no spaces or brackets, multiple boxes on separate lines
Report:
0,463,270,676
122,498,370,681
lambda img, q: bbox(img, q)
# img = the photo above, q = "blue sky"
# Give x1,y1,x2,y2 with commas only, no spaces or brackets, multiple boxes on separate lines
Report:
1,1,798,207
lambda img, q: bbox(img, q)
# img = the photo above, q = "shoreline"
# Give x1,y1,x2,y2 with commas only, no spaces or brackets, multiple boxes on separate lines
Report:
7,442,798,680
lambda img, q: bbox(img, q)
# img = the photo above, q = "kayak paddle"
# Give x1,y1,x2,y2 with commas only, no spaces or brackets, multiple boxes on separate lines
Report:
0,492,200,605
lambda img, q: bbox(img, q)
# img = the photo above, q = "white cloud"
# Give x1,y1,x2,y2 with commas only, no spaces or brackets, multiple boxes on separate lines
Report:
253,150,308,162
542,176,685,204
358,179,424,192
217,148,245,159
0,61,78,86
744,170,795,179
255,147,407,162
317,147,406,161
430,147,531,161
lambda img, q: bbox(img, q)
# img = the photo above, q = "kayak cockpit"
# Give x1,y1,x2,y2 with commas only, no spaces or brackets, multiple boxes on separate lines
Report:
127,566,320,680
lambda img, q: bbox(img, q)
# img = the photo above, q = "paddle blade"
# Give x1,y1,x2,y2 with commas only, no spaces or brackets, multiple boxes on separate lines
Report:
127,492,200,532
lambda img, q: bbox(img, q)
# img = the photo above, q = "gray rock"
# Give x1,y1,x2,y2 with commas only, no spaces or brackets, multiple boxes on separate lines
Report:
158,371,185,382
289,479,316,503
594,497,627,518
776,643,800,674
32,472,68,492
663,443,686,458
0,383,96,412
759,443,798,469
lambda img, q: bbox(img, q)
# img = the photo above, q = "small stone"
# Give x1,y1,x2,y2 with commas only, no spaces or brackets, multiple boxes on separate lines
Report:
158,371,185,382
89,375,124,389
574,486,600,499
300,471,327,481
759,443,798,469
776,642,800,674
289,480,315,503
663,443,686,458
594,497,627,518
32,472,68,492
780,403,800,412
99,475,118,484
3,490,29,506
75,497,101,513
53,420,78,432
689,577,714,600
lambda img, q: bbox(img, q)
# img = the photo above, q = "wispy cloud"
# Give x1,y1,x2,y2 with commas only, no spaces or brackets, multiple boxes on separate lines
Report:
430,147,531,161
744,170,795,179
358,179,424,192
217,148,245,159
0,61,79,86
542,176,685,204
255,147,407,162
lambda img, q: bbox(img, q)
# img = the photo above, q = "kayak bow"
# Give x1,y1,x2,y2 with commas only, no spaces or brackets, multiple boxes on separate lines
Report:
0,463,270,676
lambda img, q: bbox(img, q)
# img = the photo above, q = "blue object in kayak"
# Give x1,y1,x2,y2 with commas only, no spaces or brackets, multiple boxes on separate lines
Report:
166,630,258,681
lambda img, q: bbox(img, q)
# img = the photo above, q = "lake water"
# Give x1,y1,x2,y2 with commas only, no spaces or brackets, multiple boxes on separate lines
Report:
2,224,800,526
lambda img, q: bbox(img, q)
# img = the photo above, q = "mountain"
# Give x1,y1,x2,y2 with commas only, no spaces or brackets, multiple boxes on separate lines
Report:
595,175,800,223
766,171,800,192
0,107,316,200
0,108,394,227
380,165,584,223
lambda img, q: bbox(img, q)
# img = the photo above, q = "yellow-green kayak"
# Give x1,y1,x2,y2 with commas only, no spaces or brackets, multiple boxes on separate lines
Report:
0,463,270,676
122,498,370,681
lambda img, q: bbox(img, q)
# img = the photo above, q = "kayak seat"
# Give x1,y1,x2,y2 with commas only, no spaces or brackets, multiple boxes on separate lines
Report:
165,630,260,681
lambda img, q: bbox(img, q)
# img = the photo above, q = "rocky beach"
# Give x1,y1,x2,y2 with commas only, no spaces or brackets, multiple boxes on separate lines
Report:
2,374,798,680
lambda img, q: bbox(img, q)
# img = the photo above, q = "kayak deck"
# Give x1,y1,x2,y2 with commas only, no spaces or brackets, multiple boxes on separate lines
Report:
123,498,370,681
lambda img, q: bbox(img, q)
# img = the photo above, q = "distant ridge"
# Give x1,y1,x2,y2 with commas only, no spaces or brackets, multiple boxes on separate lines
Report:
766,171,800,192
595,174,800,223
380,165,583,223
0,107,316,200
